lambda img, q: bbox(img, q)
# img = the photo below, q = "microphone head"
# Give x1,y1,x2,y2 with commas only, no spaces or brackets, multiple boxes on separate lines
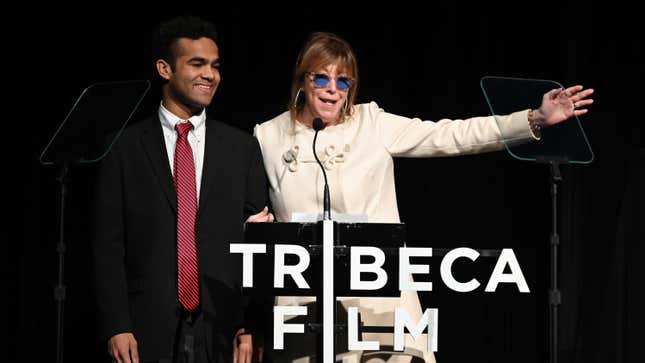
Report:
312,117,324,131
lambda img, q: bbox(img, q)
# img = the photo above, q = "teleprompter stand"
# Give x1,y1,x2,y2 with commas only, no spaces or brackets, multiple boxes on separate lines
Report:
39,80,150,363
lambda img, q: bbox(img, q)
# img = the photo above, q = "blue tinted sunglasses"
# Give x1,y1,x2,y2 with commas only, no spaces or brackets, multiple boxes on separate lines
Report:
307,72,354,91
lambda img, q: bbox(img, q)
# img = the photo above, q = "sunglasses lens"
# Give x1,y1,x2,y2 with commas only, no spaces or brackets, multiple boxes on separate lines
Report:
310,73,353,90
337,77,352,91
312,74,330,87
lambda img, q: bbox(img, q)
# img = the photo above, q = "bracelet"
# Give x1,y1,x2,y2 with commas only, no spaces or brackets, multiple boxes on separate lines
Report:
528,109,542,138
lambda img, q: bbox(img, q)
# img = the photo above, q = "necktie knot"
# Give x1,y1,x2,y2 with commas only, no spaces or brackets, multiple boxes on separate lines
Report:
175,121,193,137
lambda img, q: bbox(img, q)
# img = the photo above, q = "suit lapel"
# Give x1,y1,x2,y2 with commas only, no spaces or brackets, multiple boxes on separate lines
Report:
141,115,177,212
198,120,225,212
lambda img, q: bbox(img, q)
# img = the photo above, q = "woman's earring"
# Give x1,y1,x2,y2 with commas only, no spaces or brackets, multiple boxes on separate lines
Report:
293,88,303,108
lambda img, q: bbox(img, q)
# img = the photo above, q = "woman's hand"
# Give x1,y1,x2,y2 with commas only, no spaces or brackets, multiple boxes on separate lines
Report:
533,85,594,126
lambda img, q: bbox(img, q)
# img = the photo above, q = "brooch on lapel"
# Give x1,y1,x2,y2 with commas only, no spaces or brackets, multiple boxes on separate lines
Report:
282,144,351,172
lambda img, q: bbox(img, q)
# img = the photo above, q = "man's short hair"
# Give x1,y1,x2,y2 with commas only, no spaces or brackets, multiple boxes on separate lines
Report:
154,16,219,69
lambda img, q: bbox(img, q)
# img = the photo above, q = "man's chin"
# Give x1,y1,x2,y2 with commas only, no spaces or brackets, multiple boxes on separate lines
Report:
190,98,213,110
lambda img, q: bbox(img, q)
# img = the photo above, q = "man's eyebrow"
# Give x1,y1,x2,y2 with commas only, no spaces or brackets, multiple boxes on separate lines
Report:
187,56,208,63
186,56,220,63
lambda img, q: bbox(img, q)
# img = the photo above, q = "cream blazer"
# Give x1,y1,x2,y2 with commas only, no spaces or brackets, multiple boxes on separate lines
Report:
254,101,535,362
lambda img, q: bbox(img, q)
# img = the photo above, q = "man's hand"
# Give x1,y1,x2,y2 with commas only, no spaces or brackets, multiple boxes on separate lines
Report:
108,332,139,363
246,207,274,223
233,328,259,363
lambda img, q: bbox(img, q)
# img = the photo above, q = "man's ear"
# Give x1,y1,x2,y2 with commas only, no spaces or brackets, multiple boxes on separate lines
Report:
156,59,172,80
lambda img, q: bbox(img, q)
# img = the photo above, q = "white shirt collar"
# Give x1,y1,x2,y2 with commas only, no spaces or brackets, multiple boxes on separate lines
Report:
158,101,206,133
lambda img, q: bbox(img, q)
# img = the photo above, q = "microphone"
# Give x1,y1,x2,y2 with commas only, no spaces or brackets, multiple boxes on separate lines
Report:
312,118,331,220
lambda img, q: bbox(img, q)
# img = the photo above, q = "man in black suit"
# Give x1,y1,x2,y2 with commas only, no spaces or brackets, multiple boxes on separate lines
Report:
91,16,273,363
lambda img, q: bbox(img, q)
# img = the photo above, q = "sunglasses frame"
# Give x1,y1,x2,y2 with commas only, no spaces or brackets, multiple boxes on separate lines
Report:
306,72,354,91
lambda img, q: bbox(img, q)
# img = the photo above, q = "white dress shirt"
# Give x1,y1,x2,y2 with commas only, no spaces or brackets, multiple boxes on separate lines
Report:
158,102,206,202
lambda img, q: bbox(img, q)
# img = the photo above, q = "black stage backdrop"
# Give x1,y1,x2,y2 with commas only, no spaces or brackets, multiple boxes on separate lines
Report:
10,3,644,363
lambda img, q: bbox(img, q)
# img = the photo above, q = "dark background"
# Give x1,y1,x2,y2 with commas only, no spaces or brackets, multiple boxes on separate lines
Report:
10,2,644,363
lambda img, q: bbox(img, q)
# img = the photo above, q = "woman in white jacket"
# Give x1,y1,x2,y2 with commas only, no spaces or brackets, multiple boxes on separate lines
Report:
254,32,593,362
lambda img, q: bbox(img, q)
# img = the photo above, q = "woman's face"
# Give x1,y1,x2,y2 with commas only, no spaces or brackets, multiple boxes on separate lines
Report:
300,63,353,126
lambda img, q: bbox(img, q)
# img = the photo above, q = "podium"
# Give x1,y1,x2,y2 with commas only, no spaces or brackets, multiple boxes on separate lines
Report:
239,221,406,363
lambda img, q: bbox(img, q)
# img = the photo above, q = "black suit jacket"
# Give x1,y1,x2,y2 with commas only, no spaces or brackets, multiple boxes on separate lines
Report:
91,114,267,361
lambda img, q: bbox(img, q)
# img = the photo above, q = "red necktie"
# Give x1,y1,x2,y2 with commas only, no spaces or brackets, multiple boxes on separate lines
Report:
174,121,200,312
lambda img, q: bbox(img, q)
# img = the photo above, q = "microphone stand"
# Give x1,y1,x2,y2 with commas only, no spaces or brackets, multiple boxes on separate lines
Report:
312,118,331,220
312,117,334,362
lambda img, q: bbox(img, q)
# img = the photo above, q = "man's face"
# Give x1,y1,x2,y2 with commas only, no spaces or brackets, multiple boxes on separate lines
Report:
160,37,220,117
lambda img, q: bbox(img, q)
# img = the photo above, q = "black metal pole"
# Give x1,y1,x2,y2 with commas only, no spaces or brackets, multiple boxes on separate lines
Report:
55,162,70,363
548,161,562,363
